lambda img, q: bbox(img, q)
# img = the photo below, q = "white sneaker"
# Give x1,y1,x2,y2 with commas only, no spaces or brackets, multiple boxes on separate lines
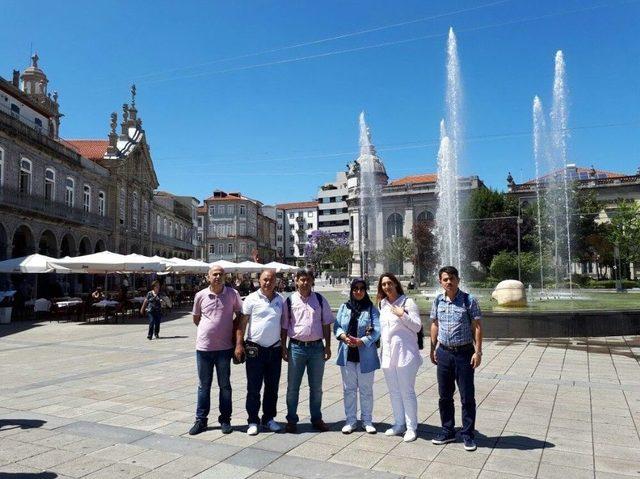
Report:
403,430,417,442
385,425,406,436
341,423,357,434
364,423,377,434
265,419,281,432
247,423,259,435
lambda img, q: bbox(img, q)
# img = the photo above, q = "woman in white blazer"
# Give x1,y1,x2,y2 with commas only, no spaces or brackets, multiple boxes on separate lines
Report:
376,272,423,442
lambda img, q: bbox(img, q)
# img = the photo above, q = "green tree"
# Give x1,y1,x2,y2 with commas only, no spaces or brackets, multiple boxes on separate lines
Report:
374,237,414,275
489,250,541,284
605,199,640,279
412,219,437,283
327,245,353,272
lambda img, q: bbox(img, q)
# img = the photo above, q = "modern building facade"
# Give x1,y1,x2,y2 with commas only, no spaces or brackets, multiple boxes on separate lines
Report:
201,191,276,263
275,201,318,265
316,172,349,235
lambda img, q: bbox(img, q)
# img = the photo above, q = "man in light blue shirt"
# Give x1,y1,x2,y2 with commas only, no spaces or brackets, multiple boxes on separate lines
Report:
430,266,483,451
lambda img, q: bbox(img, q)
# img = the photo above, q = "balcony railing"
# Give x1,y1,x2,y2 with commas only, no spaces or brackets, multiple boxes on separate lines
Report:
152,232,194,250
0,184,112,229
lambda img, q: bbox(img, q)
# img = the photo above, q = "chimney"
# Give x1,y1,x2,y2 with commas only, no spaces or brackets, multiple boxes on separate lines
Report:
12,70,19,87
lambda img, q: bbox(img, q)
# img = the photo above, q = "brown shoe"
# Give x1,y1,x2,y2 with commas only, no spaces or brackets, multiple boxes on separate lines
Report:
312,420,329,432
285,422,297,433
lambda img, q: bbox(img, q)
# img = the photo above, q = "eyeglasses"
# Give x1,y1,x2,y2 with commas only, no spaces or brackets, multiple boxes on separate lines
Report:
352,287,366,292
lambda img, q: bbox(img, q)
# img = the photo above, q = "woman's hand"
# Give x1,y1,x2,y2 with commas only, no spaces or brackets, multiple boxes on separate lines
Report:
391,305,405,318
350,337,364,347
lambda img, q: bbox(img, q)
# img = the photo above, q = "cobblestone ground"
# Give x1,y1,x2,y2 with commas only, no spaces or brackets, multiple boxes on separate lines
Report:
0,309,639,478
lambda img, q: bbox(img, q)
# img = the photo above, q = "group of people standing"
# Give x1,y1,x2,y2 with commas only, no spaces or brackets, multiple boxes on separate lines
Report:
180,264,483,451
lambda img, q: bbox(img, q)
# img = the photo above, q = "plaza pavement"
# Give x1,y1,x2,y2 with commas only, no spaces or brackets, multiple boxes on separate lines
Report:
0,308,639,478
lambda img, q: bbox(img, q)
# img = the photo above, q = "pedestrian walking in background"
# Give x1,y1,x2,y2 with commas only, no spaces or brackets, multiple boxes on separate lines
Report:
140,280,162,340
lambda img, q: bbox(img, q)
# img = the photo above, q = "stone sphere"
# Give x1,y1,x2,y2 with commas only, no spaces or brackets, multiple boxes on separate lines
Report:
492,279,527,307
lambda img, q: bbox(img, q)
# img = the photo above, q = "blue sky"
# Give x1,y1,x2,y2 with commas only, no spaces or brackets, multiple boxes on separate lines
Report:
1,0,638,205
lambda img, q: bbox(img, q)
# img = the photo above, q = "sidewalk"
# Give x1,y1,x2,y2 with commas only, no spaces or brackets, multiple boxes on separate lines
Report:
0,311,639,478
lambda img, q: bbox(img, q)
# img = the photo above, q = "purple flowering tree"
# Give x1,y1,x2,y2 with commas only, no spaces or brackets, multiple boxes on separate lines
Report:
304,231,351,272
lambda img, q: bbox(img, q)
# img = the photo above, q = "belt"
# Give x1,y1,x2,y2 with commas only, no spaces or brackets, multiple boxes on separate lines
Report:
289,338,323,346
246,340,281,348
439,343,474,353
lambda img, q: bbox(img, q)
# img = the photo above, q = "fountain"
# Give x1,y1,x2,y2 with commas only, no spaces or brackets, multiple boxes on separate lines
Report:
356,112,383,277
531,51,574,296
435,28,464,274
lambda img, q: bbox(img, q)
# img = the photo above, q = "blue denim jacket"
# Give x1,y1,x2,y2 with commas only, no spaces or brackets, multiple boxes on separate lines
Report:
334,303,381,373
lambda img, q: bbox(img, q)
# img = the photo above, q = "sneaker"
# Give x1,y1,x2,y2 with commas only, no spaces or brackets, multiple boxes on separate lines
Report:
463,437,477,451
341,423,357,434
403,430,417,442
364,423,377,434
384,425,406,436
147,336,152,340
432,433,456,445
312,420,329,432
155,334,160,339
285,422,297,433
220,423,232,434
247,423,259,436
265,419,282,432
188,419,207,435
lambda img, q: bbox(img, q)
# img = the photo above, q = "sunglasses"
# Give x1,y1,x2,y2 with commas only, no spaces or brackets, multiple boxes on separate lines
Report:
352,287,366,292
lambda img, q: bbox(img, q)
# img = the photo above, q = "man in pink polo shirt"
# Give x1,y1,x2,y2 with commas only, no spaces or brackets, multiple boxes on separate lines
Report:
281,269,334,433
188,265,244,436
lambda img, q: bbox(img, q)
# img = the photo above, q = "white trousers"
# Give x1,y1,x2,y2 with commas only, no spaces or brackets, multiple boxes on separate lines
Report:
340,361,375,425
383,360,420,432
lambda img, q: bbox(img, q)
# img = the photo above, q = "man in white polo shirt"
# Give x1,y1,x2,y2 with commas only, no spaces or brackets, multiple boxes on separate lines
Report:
239,268,284,435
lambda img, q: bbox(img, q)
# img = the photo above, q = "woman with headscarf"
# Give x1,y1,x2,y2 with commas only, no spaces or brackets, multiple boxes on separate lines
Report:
334,278,381,434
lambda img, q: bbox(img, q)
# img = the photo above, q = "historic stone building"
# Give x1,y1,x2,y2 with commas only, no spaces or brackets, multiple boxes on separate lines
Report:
201,190,276,263
346,120,483,279
0,55,195,271
275,201,318,265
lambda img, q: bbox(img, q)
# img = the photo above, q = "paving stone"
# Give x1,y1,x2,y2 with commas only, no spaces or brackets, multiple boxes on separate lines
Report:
88,442,148,461
54,455,114,477
82,462,151,478
226,447,281,469
374,454,429,476
287,441,343,461
16,447,82,469
193,462,257,478
266,454,400,478
329,446,384,469
421,461,481,479
537,463,595,479
151,455,220,477
595,456,640,476
484,455,540,477
58,420,152,443
123,449,182,469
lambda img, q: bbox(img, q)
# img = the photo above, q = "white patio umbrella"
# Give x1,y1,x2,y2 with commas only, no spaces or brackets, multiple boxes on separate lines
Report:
50,251,164,273
235,261,266,273
210,260,241,273
0,254,71,273
167,258,211,274
263,261,300,273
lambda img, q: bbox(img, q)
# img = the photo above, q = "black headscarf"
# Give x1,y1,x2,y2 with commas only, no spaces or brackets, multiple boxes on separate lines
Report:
346,278,373,318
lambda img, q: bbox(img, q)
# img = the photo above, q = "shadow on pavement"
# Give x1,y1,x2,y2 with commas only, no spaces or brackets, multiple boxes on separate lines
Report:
0,473,57,478
0,418,46,431
0,321,46,339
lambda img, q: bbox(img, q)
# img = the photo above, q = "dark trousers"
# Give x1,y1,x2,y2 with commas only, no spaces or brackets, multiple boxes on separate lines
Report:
436,345,476,439
196,349,233,424
147,311,161,338
246,343,282,425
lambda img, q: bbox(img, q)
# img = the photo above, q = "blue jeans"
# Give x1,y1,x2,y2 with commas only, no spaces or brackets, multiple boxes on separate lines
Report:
286,341,325,424
436,345,476,439
196,349,233,424
147,311,161,338
246,343,282,425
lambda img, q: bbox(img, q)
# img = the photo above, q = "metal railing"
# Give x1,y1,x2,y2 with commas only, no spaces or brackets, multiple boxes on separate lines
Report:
0,183,112,229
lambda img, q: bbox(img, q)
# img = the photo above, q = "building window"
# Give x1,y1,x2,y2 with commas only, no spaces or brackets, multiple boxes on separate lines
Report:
277,235,283,242
34,117,43,129
209,244,215,254
119,187,126,224
142,200,149,232
307,211,313,217
289,247,295,256
65,177,75,207
44,168,55,201
156,215,161,233
227,243,233,254
289,213,294,219
416,210,434,222
217,204,225,215
228,204,235,215
131,192,138,229
10,104,20,116
277,211,283,218
239,223,246,236
169,220,173,237
98,191,106,216
307,223,313,229
83,184,91,212
19,158,32,194
386,213,404,238
277,224,282,230
163,218,168,236
197,217,203,227
239,205,246,216
218,243,224,254
240,243,247,254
